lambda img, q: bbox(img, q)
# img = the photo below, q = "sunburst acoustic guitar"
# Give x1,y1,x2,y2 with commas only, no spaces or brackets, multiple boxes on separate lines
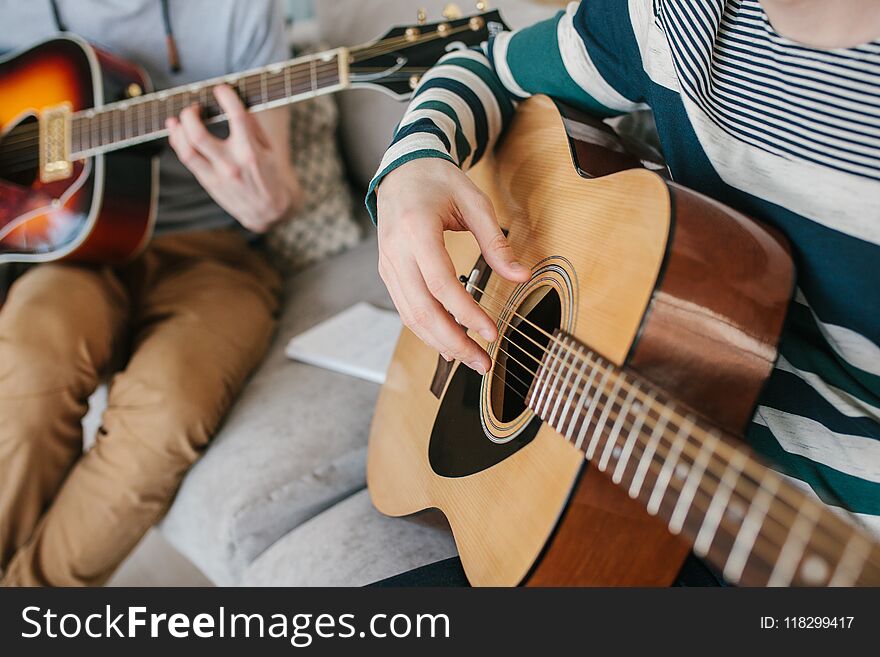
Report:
0,9,505,264
367,95,880,587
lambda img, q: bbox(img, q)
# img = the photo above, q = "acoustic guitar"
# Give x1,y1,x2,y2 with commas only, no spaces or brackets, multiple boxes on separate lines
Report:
0,8,506,264
367,95,880,587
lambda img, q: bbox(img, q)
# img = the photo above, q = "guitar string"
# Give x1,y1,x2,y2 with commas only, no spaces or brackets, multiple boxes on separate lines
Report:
0,17,474,153
0,63,347,161
0,59,428,155
472,281,877,566
481,336,857,582
0,68,431,171
1,16,480,155
0,19,475,163
485,328,818,562
470,284,876,570
475,297,874,581
0,14,478,152
469,281,852,524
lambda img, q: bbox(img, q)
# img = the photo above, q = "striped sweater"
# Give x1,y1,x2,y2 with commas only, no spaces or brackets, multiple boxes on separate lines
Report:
367,0,880,536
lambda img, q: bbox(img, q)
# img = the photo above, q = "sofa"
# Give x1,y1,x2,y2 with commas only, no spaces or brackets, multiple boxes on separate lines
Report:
137,0,561,586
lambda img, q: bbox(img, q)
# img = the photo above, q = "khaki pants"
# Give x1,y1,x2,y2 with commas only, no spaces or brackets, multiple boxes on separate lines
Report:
0,229,280,586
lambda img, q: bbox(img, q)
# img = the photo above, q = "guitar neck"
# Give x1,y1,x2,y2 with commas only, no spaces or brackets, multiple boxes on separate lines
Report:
70,48,350,159
525,330,880,586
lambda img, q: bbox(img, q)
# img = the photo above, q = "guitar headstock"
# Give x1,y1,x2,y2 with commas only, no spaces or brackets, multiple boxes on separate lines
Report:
348,3,509,98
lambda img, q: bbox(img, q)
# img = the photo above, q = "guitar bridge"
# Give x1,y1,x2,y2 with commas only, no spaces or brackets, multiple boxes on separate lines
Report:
39,102,73,183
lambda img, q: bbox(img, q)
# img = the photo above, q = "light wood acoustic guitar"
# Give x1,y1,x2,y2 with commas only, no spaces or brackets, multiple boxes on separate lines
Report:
0,8,505,264
367,95,880,587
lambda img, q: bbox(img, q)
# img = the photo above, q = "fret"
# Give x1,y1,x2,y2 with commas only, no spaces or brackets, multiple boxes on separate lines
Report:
75,118,88,153
646,414,695,516
150,99,161,133
768,501,821,586
585,374,625,460
573,367,612,450
548,343,580,426
90,111,99,150
110,108,119,143
628,405,673,499
723,472,780,583
693,448,748,556
612,390,655,484
260,70,269,105
558,350,591,434
100,112,111,147
284,64,292,99
122,107,131,140
565,358,601,441
541,339,570,418
668,429,719,534
162,94,173,124
598,380,641,471
828,533,872,586
310,58,319,94
137,101,145,138
532,340,562,412
236,76,246,103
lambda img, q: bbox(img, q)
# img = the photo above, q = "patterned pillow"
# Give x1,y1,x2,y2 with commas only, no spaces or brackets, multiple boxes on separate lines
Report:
265,52,361,272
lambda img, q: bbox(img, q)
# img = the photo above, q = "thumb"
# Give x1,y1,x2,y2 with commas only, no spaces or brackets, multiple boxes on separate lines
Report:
464,195,531,282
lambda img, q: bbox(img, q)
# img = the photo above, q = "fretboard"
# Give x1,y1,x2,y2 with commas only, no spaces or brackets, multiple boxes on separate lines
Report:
525,330,880,586
70,48,349,158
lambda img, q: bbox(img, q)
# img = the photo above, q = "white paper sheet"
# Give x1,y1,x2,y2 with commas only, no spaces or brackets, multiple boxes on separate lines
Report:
285,302,402,384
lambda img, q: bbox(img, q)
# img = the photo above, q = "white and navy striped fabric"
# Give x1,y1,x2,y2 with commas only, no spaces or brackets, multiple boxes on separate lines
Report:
367,0,880,537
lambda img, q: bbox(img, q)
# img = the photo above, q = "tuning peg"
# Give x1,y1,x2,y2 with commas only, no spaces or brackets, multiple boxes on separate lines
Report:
476,1,488,10
443,3,463,19
417,8,427,25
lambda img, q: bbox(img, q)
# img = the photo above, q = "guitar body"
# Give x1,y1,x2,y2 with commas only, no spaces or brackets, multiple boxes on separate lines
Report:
367,96,795,586
0,36,156,265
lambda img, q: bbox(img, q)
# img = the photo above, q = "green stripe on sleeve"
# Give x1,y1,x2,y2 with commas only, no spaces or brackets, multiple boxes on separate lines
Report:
747,422,880,516
411,100,472,166
781,303,880,408
438,56,515,126
503,13,619,117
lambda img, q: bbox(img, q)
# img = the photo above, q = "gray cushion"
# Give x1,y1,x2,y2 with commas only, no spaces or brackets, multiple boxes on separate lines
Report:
241,489,458,587
160,236,390,585
316,0,560,189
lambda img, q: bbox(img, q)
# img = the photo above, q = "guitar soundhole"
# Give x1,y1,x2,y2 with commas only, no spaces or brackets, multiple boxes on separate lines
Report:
427,285,563,478
491,286,562,422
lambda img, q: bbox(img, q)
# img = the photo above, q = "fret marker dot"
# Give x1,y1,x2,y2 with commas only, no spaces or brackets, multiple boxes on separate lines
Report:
727,500,746,522
631,402,642,413
674,463,688,480
800,555,829,583
612,446,622,459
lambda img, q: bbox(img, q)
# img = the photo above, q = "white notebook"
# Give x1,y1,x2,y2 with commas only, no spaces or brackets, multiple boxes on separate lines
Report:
285,302,402,384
